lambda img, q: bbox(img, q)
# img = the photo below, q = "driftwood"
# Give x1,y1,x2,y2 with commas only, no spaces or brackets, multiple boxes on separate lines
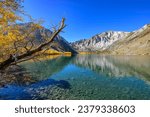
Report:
0,18,66,70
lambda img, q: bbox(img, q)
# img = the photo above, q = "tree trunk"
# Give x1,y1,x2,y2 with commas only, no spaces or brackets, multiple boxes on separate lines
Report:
0,18,66,70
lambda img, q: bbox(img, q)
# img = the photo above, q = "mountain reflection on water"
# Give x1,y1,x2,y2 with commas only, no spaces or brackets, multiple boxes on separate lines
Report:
72,55,150,82
0,55,150,100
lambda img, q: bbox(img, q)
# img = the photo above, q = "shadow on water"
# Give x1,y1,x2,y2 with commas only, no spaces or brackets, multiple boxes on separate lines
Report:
0,56,73,99
31,79,71,89
0,78,71,100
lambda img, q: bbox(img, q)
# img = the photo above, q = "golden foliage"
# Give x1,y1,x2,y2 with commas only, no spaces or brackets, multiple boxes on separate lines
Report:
0,0,22,60
0,0,43,61
0,1,66,70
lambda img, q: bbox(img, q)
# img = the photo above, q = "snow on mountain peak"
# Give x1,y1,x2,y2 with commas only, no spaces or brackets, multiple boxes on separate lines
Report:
71,31,130,51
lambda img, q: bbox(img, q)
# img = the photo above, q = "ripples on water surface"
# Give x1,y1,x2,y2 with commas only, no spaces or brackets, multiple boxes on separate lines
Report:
0,55,150,100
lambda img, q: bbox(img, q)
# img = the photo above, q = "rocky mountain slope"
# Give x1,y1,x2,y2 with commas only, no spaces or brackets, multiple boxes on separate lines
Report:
71,31,130,51
71,24,150,55
108,24,150,55
18,23,77,54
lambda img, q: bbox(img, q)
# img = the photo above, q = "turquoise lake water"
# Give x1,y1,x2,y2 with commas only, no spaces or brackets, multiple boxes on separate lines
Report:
0,55,150,100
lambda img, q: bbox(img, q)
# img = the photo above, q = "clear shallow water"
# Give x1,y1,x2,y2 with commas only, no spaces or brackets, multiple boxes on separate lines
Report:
0,55,150,100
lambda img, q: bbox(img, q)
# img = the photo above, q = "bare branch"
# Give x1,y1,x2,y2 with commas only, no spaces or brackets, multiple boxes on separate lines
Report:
0,18,66,70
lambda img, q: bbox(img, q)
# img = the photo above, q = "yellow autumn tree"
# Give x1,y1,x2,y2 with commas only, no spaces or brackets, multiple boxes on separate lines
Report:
0,0,41,60
0,0,66,70
0,0,22,59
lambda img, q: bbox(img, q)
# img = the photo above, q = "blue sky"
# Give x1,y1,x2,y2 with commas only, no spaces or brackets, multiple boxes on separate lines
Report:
23,0,150,42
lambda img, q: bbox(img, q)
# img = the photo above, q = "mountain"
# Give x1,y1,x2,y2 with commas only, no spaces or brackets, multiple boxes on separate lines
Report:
108,24,150,55
71,24,150,55
71,31,130,51
18,23,78,54
17,23,150,55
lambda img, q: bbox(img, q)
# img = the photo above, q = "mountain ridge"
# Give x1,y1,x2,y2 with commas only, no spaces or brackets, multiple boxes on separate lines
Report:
71,31,130,51
108,24,150,55
71,24,150,55
17,22,78,54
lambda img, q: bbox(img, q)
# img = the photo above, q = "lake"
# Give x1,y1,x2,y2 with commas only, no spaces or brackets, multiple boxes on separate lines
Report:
0,55,150,100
